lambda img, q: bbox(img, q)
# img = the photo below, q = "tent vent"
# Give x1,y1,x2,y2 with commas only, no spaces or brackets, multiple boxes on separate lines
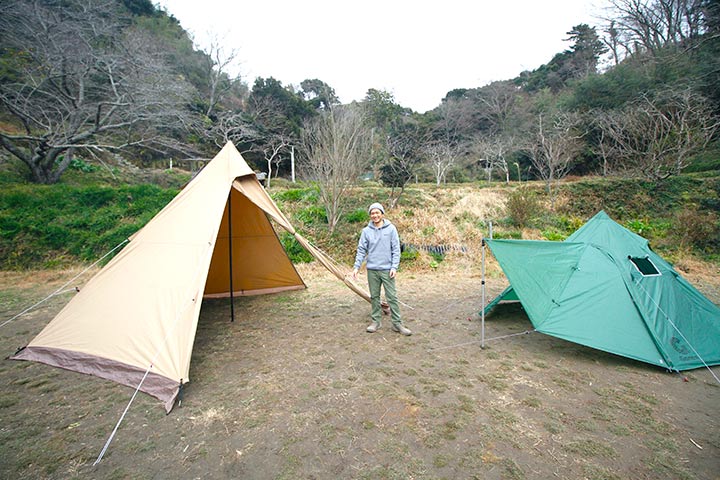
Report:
629,256,661,276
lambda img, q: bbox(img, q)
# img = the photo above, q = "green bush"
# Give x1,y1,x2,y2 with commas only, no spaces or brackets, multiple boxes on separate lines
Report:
72,186,118,208
280,233,314,263
542,230,566,241
684,141,720,173
492,231,523,239
429,251,444,263
68,157,98,173
272,188,305,202
400,247,419,263
297,205,327,225
506,187,542,227
344,209,368,223
623,217,672,242
554,215,585,234
272,186,319,203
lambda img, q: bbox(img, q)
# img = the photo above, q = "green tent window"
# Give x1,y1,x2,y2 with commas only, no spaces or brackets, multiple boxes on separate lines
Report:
629,256,661,276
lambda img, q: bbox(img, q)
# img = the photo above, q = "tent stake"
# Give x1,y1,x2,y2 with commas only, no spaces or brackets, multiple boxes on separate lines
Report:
228,191,235,322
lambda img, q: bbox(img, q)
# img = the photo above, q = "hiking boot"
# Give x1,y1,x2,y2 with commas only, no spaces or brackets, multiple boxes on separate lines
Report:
392,324,412,336
366,322,380,333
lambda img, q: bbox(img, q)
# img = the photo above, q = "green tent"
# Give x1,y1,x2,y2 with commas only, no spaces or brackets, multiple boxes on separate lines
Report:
484,211,720,371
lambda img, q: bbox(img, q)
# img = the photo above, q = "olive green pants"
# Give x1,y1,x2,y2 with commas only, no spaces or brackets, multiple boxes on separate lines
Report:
367,269,402,326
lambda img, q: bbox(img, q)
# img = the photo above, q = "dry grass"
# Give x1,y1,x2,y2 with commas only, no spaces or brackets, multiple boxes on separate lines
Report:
391,187,507,248
670,251,720,304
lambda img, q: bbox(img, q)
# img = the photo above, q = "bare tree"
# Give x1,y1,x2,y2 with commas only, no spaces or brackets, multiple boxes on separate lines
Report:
209,111,262,150
433,97,476,144
601,0,706,58
475,81,519,133
381,123,423,208
588,109,626,176
300,105,371,233
602,21,626,66
423,141,462,186
422,97,473,186
207,90,296,168
201,34,241,118
596,88,719,179
527,113,584,209
473,134,516,183
0,0,198,183
255,133,293,188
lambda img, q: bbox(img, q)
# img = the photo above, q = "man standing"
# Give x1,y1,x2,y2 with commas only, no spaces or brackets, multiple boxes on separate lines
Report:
352,202,412,336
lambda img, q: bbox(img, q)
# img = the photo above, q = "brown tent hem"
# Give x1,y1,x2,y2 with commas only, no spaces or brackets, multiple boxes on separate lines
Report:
11,346,180,413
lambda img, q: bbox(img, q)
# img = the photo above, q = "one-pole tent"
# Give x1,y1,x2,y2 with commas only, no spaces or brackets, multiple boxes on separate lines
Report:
483,211,720,371
12,142,372,412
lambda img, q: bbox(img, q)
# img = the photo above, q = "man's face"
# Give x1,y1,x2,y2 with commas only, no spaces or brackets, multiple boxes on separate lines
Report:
369,208,383,224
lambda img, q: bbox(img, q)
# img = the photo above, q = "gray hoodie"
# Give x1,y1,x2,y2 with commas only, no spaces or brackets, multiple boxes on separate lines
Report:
353,219,400,271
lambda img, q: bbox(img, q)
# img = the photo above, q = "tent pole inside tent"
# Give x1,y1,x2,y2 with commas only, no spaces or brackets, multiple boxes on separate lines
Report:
481,237,486,349
228,190,235,322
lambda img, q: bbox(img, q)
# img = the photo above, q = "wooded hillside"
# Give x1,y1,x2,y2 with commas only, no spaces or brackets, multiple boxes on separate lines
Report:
0,0,718,268
1,0,718,186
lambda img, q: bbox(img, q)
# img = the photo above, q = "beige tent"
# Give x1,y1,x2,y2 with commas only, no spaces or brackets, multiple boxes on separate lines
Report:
12,142,370,412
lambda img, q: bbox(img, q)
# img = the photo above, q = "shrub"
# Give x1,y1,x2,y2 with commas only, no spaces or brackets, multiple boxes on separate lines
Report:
542,230,566,241
673,208,719,250
272,188,304,202
625,218,654,237
272,186,319,203
554,215,585,234
492,231,522,239
0,184,178,269
280,233,314,263
429,251,444,263
68,157,98,173
297,205,327,225
506,187,542,227
400,248,419,263
344,209,367,223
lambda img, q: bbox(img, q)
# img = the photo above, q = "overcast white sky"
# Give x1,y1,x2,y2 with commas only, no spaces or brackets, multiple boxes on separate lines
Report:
155,0,603,113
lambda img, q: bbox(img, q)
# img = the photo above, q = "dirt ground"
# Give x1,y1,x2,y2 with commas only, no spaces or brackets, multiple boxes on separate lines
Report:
1,261,719,480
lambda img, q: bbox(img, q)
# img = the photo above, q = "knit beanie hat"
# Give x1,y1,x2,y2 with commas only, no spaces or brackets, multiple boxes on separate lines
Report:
368,202,385,214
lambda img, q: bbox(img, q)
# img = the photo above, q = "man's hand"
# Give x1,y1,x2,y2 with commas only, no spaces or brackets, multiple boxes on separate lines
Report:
352,268,359,280
389,268,397,278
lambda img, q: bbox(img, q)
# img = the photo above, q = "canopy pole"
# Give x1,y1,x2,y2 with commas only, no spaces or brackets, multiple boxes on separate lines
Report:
481,237,486,349
227,191,235,322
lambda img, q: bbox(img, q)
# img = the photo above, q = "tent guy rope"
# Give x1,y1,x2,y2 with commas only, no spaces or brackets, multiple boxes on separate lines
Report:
94,241,216,465
0,239,128,329
632,274,720,385
300,233,415,311
430,329,536,351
